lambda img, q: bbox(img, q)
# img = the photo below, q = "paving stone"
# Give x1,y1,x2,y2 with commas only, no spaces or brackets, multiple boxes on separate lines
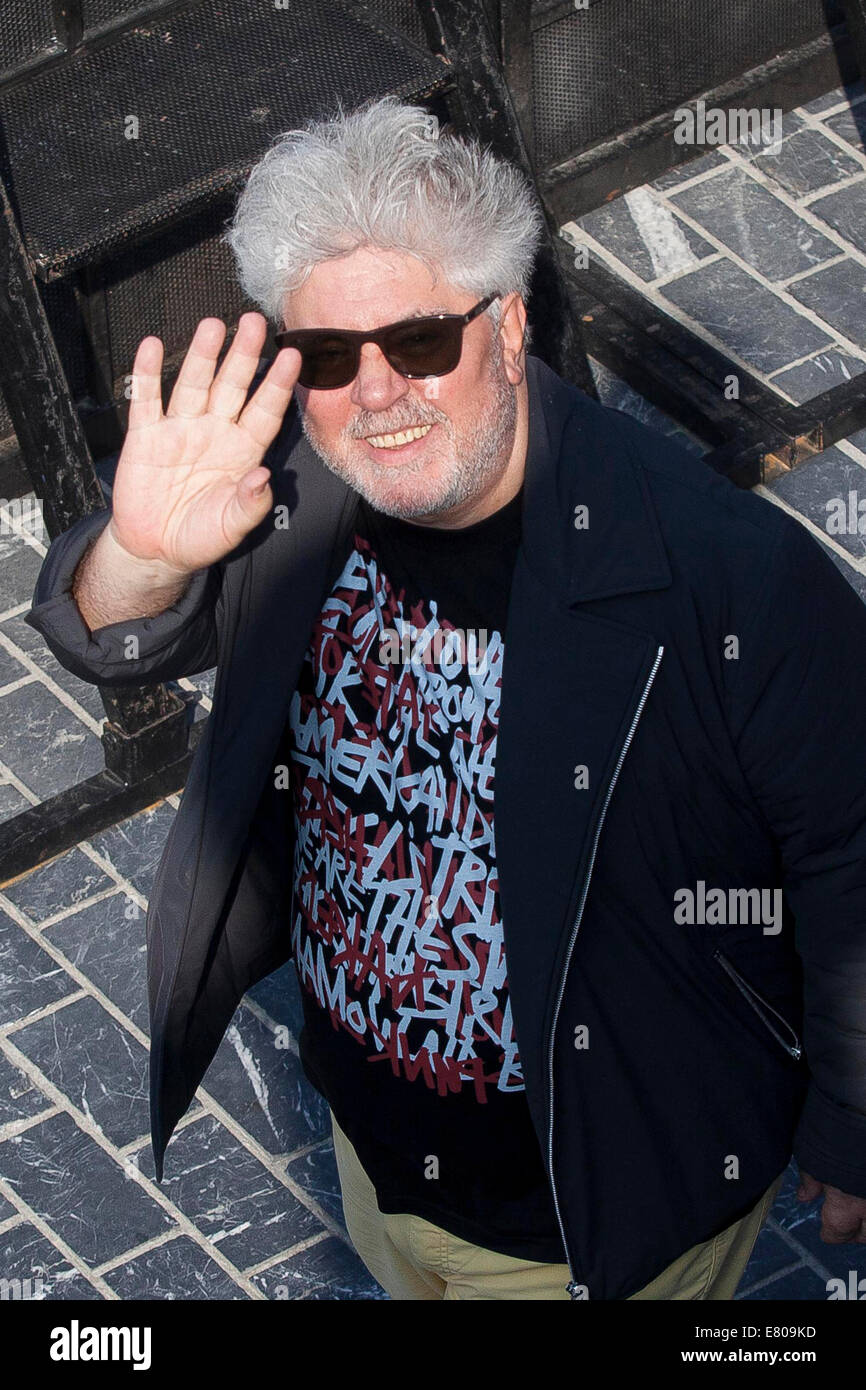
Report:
1,612,106,723
88,800,177,898
285,1136,345,1228
660,260,831,373
0,1221,102,1299
737,1261,825,1300
11,993,149,1148
751,129,864,197
0,1051,53,1129
44,892,149,1033
788,257,866,349
736,1225,804,1295
808,179,866,256
185,667,215,702
568,199,714,282
0,1110,174,1263
0,782,31,821
131,1112,323,1268
0,534,45,610
3,847,115,924
651,151,728,189
764,446,866,562
823,105,866,153
0,905,77,1027
0,1191,17,1222
199,1004,330,1157
103,1234,247,1300
803,81,864,116
668,167,838,281
0,643,28,689
0,683,104,802
251,1235,387,1300
245,960,305,1037
727,110,804,154
769,347,866,403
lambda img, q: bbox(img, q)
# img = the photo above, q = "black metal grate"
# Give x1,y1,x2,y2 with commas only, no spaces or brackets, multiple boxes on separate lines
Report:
357,0,432,50
96,199,252,394
531,0,845,168
0,0,451,278
0,2,61,79
80,0,172,37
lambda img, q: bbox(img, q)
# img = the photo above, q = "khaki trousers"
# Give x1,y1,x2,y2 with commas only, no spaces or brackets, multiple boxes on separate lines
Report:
330,1109,784,1300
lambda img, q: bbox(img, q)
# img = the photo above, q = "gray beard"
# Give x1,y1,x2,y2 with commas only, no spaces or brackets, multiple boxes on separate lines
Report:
297,334,518,521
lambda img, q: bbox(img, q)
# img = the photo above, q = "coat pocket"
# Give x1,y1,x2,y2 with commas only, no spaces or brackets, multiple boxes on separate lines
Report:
712,948,802,1061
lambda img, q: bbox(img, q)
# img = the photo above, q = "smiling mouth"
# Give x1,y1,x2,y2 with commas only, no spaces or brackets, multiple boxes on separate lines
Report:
363,422,435,450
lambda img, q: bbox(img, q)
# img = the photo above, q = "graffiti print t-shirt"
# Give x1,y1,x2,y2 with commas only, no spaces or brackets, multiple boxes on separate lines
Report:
282,483,566,1262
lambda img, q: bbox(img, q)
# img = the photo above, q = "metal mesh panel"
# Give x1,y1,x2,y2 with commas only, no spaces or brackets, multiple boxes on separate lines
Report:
97,200,250,394
532,0,845,168
81,0,176,36
0,3,60,79
338,0,429,50
0,0,450,277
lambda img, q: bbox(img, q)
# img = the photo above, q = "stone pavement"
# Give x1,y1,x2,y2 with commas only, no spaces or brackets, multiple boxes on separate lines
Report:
1,78,866,1301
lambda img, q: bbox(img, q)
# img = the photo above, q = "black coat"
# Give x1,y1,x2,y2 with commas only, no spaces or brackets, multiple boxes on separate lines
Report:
26,354,866,1299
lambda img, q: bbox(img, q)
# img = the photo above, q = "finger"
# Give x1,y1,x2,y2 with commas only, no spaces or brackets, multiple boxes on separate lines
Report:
165,318,228,420
237,347,303,451
821,1215,861,1244
126,336,166,432
796,1171,823,1201
207,312,270,421
221,466,273,546
820,1194,864,1243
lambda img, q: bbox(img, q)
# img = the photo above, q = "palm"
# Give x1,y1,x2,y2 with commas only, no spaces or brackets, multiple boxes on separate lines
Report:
110,314,301,573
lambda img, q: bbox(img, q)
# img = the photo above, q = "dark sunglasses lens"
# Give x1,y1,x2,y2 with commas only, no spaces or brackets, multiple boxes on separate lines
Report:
384,319,461,376
289,335,356,388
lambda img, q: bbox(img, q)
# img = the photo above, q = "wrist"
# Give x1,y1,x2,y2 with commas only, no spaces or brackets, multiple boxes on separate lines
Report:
104,516,194,585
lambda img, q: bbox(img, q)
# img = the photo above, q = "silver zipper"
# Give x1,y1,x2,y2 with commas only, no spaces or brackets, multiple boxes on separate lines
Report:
712,948,802,1060
547,644,664,1299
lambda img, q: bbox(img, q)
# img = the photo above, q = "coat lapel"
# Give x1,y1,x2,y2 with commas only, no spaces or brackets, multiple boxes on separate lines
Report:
495,357,672,1139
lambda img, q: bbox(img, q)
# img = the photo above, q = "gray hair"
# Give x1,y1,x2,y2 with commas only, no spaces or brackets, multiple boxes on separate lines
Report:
223,95,545,340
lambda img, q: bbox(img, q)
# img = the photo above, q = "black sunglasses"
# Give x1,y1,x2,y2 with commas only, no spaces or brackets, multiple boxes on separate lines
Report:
273,293,500,390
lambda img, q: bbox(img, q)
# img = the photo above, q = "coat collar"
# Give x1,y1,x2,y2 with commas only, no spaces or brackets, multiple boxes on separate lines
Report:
520,354,672,604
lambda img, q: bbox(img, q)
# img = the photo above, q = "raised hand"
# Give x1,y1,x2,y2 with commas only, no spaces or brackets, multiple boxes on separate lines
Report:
108,312,302,575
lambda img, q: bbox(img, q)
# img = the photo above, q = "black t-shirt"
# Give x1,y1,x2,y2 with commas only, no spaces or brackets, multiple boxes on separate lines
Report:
281,482,566,1262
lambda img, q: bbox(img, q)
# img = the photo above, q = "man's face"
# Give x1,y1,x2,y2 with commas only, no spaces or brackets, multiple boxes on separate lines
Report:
283,247,526,523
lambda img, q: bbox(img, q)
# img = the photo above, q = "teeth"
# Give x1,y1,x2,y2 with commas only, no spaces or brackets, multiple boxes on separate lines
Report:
365,423,433,449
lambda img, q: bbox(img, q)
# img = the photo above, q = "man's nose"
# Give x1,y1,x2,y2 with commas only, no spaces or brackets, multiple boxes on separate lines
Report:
350,341,410,411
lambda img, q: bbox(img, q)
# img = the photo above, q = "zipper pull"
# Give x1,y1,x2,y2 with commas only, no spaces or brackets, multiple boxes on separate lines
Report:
565,1279,588,1299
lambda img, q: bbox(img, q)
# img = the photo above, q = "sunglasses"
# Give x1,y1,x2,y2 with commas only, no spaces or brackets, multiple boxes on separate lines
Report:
273,293,500,390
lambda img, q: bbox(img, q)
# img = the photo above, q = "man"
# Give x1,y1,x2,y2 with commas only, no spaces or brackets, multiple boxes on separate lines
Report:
26,96,866,1301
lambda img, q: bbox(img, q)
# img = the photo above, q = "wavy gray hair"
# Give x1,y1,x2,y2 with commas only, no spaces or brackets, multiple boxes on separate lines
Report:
223,94,545,343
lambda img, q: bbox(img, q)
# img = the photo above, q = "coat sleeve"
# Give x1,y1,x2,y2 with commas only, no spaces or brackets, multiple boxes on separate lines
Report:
23,506,221,686
727,513,866,1198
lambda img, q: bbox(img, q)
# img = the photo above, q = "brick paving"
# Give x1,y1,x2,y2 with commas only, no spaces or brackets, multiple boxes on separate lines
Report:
2,78,866,1300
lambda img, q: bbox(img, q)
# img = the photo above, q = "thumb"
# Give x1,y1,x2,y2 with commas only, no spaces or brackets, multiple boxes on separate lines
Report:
224,467,273,542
